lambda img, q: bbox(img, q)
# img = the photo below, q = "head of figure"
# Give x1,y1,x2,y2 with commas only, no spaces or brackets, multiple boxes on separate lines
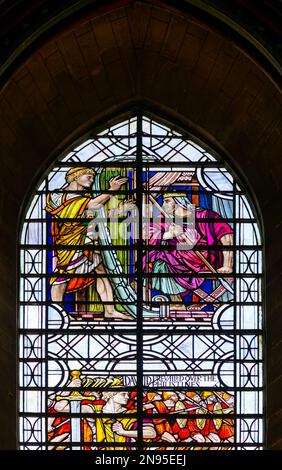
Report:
162,193,194,216
186,391,202,403
201,391,216,404
163,391,178,406
103,390,129,405
226,395,234,406
66,167,95,189
147,392,160,401
162,196,176,215
114,391,130,405
100,375,127,406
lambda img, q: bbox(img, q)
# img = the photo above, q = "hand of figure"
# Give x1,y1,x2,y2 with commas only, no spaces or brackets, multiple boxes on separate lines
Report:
112,421,125,436
109,175,128,191
168,223,184,237
217,266,233,274
122,198,136,211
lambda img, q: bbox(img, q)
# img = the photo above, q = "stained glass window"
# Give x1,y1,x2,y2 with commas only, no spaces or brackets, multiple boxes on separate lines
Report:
19,113,264,450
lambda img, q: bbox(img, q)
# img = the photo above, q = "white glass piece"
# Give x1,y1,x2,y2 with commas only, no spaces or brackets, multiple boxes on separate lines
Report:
20,390,45,413
19,305,45,329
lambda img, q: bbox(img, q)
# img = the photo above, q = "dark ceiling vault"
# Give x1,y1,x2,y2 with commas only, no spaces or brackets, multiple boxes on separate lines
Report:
0,0,281,87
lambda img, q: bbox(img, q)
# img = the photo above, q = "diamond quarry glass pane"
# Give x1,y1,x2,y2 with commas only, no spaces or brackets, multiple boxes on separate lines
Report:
48,334,137,360
19,114,264,451
62,139,137,164
143,334,234,363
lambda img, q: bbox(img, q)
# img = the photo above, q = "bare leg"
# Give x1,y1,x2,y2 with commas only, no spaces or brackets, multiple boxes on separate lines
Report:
51,283,68,302
51,267,133,320
95,263,133,320
49,432,69,450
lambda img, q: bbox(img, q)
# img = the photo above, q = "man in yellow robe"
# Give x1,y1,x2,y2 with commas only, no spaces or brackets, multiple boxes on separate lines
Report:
96,390,156,450
46,166,131,320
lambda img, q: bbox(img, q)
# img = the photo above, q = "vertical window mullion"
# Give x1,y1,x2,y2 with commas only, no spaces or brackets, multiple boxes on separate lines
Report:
136,112,144,450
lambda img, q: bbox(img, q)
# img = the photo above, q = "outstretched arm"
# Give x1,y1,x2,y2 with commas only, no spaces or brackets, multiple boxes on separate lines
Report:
112,422,156,439
108,199,136,217
87,176,128,210
112,421,137,438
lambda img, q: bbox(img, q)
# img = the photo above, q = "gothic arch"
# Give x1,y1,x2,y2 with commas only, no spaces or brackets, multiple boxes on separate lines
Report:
19,110,264,450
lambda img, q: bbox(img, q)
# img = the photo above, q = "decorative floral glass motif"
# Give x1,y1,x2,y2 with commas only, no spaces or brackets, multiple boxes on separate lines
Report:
19,114,263,450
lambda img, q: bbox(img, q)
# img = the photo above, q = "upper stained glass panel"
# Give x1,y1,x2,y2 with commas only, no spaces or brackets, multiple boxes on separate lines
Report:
19,114,263,450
